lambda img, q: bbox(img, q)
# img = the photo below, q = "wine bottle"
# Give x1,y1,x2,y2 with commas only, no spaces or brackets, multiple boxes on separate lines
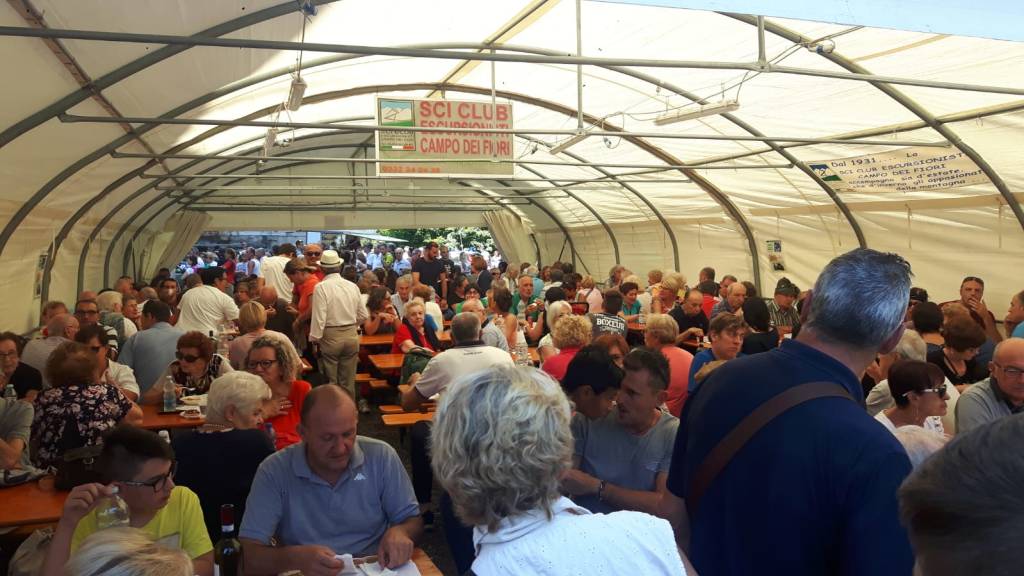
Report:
214,504,242,576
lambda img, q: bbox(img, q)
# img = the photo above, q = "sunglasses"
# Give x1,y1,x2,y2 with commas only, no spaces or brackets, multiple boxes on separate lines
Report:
175,352,202,363
304,251,322,257
121,461,177,492
247,359,278,370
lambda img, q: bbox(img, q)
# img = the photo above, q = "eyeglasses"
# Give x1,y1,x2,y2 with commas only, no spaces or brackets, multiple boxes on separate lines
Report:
247,359,278,370
175,352,202,363
75,310,99,316
906,386,947,398
994,363,1024,378
122,461,177,492
304,251,321,257
0,351,17,359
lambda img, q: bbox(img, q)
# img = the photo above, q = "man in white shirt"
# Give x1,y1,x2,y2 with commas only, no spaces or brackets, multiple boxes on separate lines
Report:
366,244,384,271
310,250,369,412
400,312,514,527
175,267,239,336
22,314,79,388
392,248,411,275
257,243,296,300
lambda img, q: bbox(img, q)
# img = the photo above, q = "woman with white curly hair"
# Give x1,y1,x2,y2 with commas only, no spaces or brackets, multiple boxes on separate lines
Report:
67,527,192,576
431,366,688,575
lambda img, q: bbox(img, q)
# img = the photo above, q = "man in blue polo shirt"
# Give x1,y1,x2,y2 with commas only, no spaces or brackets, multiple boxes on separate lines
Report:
240,386,422,574
663,248,915,576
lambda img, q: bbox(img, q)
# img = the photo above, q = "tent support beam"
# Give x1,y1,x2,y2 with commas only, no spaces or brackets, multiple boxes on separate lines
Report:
89,83,758,298
115,151,793,171
2,25,1023,96
59,113,949,147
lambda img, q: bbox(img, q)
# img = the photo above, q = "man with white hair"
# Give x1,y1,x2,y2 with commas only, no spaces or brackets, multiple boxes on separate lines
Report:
458,298,509,352
665,248,916,576
390,275,414,320
22,314,79,388
96,290,137,348
866,329,961,434
710,281,747,318
400,313,514,527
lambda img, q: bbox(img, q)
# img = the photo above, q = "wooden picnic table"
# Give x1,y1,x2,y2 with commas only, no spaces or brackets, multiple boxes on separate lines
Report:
140,404,205,430
0,477,67,528
371,347,538,373
412,548,443,576
382,411,435,427
360,331,451,348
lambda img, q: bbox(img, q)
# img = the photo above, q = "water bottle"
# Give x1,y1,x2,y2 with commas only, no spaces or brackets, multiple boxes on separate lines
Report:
158,430,170,444
264,422,276,446
638,313,646,326
95,486,130,530
514,331,530,367
3,383,16,401
162,375,177,412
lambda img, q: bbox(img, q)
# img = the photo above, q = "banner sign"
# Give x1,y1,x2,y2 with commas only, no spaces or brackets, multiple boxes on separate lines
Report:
376,97,514,178
806,147,988,193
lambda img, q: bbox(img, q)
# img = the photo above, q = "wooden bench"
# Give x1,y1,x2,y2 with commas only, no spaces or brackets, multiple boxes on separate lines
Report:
369,379,390,391
382,412,434,427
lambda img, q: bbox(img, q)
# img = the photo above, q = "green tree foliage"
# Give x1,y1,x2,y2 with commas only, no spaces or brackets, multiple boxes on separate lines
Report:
377,227,495,251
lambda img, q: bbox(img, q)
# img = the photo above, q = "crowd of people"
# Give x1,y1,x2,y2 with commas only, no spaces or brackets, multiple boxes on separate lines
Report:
1,237,1023,576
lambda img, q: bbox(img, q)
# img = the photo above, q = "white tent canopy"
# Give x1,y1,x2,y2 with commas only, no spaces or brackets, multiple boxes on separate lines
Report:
1,0,1022,332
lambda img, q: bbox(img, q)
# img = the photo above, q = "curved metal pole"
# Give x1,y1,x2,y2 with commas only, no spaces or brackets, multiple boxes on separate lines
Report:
727,13,1024,233
493,179,586,274
510,162,621,266
43,39,783,293
521,134,681,270
107,82,758,288
0,0,343,259
30,40,825,295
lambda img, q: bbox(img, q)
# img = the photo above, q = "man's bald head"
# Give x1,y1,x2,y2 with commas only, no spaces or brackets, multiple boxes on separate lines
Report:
47,314,78,339
78,290,97,302
300,384,357,426
994,338,1024,364
259,286,279,305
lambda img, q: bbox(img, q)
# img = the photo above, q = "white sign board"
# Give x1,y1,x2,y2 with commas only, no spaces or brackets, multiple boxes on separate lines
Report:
806,147,988,193
376,97,514,178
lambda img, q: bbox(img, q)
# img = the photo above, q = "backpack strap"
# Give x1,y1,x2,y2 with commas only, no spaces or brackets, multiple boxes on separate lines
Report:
687,381,853,513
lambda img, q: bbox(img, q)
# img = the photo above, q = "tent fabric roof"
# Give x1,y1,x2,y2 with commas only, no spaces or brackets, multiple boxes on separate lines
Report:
1,0,1022,332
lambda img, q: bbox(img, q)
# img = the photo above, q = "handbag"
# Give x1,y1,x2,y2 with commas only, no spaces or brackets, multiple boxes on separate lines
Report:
8,527,54,576
400,347,434,385
55,443,104,491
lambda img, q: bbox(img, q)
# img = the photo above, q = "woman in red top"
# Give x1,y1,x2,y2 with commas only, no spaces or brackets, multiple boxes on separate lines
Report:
246,334,309,450
541,314,592,382
643,313,694,417
391,300,440,354
222,249,237,285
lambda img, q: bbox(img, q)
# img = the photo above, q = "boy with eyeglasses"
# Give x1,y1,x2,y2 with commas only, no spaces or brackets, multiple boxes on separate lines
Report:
40,425,214,576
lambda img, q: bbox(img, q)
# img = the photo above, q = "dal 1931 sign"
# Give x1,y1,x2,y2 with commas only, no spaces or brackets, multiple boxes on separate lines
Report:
806,146,989,193
376,97,515,178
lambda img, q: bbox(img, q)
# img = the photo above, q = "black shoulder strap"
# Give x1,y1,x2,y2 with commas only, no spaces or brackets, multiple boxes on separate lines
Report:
687,381,853,514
